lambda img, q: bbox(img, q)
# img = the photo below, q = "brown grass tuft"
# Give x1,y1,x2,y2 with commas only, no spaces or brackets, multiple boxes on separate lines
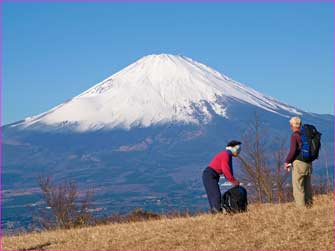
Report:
2,193,334,250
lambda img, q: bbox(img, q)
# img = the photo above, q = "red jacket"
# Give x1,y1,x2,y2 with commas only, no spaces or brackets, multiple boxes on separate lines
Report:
208,150,236,182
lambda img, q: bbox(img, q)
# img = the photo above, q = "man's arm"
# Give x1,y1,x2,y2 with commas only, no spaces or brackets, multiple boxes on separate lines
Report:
285,133,298,164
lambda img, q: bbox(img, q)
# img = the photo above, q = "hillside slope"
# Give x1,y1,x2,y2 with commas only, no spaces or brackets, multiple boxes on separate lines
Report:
2,193,333,250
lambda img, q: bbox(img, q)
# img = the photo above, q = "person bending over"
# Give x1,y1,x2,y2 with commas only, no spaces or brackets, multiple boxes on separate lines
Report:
202,140,241,213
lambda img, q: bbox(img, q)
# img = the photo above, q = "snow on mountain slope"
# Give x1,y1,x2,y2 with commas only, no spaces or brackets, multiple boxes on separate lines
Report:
12,54,302,132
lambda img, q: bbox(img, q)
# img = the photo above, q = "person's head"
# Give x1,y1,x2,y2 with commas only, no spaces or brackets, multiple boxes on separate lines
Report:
289,117,301,132
226,140,242,157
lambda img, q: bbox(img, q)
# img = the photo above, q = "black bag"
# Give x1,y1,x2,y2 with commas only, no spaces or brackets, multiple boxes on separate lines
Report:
296,124,322,162
222,186,248,213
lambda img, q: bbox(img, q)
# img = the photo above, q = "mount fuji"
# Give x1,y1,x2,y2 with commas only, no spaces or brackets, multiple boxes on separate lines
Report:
9,54,304,132
2,54,333,231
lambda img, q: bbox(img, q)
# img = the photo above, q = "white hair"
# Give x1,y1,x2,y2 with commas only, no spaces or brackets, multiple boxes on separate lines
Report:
289,117,302,128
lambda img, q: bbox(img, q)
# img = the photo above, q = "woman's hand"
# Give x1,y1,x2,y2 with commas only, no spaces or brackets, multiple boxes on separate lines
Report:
231,180,240,187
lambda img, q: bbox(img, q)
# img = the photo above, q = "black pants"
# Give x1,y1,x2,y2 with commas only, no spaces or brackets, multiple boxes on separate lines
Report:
202,167,222,212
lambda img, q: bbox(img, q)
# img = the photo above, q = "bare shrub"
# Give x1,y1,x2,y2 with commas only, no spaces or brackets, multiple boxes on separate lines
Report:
36,176,94,229
238,113,291,203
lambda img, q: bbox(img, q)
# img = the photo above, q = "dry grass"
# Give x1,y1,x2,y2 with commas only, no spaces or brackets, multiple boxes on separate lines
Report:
2,193,334,250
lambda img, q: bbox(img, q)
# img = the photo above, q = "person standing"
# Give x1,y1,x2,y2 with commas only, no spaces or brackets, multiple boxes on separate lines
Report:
202,140,241,213
284,117,313,207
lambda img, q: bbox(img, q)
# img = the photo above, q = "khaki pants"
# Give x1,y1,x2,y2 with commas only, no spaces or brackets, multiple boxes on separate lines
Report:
292,160,313,207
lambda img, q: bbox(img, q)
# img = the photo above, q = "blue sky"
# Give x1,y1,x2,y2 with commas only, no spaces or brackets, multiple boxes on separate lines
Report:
2,1,334,125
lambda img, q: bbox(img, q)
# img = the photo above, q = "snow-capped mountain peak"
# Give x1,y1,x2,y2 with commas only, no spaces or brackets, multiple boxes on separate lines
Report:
13,54,302,132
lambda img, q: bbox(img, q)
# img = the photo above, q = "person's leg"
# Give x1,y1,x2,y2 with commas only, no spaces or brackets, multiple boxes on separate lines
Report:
304,163,313,207
202,168,221,212
202,169,213,209
292,160,307,207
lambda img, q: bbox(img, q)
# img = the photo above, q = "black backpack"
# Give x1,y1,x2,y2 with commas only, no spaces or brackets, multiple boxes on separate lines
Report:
222,186,248,213
296,124,322,163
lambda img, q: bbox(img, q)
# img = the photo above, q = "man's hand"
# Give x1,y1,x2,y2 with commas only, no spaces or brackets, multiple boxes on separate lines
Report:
284,163,291,171
231,180,240,187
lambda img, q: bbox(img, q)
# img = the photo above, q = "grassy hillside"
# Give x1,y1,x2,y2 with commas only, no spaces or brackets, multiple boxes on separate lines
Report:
2,193,334,250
